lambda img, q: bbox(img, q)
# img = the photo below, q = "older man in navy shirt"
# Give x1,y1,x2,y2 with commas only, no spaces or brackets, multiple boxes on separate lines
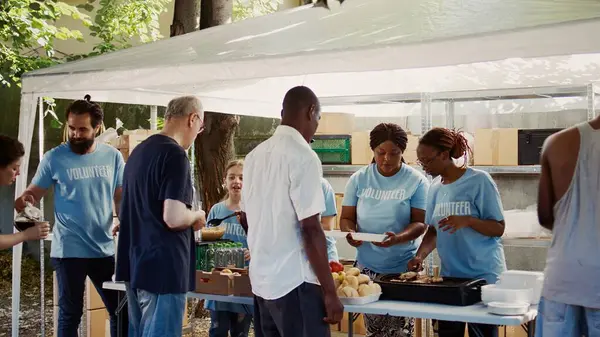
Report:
116,96,206,337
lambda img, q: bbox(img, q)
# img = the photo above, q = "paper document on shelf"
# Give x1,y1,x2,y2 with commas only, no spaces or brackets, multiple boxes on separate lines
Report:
325,230,387,243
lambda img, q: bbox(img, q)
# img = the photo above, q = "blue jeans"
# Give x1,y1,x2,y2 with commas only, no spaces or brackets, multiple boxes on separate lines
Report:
209,310,252,337
535,297,600,337
52,257,125,337
126,284,186,337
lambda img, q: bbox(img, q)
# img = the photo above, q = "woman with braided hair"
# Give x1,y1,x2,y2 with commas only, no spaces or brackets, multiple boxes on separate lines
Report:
340,123,429,337
408,127,506,337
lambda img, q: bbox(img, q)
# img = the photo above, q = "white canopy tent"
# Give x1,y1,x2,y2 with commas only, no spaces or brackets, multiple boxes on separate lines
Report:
12,0,600,335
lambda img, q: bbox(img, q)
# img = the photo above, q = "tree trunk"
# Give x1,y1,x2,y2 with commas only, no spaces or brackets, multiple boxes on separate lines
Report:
200,0,233,29
171,0,238,214
170,0,200,37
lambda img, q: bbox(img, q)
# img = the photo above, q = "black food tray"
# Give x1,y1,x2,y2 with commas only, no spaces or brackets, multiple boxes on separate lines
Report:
374,274,486,306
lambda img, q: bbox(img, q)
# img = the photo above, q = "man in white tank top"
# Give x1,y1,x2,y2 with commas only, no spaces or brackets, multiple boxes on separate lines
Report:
536,118,600,337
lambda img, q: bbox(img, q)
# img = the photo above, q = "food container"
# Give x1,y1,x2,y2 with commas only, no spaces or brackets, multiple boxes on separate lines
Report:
375,275,486,306
487,301,530,316
496,270,544,304
200,226,226,241
339,292,381,306
481,285,531,305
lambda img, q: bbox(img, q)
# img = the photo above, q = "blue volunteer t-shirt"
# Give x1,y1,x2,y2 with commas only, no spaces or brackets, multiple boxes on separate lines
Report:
205,201,252,314
321,178,339,262
343,164,429,274
426,168,507,284
32,143,124,258
115,134,195,294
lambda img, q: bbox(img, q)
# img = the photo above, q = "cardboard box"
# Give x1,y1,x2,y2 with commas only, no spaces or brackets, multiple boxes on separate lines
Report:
316,113,355,135
195,270,232,295
86,278,106,310
340,312,366,335
86,308,109,337
474,128,519,166
404,134,419,165
351,131,372,165
231,271,253,297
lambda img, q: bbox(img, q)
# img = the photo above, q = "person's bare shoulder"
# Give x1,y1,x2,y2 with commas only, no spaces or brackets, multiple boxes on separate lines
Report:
542,126,580,161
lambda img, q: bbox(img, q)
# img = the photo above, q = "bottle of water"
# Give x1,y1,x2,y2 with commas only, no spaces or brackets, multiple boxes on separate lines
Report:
215,244,225,268
206,243,216,271
236,243,245,268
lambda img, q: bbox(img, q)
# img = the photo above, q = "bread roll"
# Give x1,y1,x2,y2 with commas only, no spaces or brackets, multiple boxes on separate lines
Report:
358,284,373,297
333,278,341,289
337,286,346,297
357,274,370,285
371,282,382,294
345,275,359,290
342,286,359,298
347,267,360,277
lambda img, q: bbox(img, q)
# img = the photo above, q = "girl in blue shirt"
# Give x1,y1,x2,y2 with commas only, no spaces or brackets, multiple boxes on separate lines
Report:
205,160,252,337
341,123,429,337
321,177,339,262
409,128,506,337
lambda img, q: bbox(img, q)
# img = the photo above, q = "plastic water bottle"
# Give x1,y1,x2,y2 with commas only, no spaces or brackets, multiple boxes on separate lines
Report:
235,243,245,268
207,243,217,270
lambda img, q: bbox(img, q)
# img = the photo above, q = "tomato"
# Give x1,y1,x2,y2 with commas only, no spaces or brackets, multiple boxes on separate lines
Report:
329,261,344,273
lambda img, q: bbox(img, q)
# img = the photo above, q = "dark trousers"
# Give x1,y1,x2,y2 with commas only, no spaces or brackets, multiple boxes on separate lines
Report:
437,320,498,337
209,310,253,337
254,282,330,337
52,257,128,337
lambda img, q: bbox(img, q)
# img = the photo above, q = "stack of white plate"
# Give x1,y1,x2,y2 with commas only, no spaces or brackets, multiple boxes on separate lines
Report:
483,270,544,315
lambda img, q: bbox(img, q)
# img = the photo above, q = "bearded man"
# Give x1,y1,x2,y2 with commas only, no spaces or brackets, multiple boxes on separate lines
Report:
15,95,126,337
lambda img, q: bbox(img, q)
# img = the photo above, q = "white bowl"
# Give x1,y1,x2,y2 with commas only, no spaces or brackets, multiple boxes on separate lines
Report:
481,285,531,305
487,301,530,316
496,271,544,305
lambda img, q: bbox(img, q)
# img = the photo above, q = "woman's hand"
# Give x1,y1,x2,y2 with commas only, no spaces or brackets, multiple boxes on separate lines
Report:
243,248,251,262
407,255,424,272
345,232,363,247
372,231,402,248
24,221,50,241
438,216,473,234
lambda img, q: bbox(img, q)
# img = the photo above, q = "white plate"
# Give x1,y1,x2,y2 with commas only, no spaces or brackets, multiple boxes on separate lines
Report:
487,301,530,316
325,231,387,243
339,292,381,305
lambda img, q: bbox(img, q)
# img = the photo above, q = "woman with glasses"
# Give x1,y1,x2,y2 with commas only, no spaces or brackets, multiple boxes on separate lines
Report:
340,123,429,337
408,127,506,337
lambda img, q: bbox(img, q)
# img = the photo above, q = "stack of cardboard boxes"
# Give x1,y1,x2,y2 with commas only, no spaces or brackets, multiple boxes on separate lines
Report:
52,274,109,337
110,129,159,162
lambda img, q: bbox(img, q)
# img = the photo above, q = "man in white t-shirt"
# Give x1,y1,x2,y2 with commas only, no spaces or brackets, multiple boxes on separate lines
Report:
241,86,343,337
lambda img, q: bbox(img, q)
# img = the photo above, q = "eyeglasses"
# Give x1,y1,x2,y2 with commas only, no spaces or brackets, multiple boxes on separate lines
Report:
416,152,441,167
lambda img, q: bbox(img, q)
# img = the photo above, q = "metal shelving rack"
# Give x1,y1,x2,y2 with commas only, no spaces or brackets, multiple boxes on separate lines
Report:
320,83,599,176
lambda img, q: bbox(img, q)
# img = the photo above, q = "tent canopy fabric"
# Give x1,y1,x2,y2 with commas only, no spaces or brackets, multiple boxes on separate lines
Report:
21,0,600,118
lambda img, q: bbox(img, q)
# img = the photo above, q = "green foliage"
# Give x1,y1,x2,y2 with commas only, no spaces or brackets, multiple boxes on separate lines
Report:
234,0,282,22
78,0,170,55
0,0,90,86
0,250,53,298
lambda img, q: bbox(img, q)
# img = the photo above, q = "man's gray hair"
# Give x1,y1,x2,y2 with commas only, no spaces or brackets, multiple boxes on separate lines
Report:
165,96,203,119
